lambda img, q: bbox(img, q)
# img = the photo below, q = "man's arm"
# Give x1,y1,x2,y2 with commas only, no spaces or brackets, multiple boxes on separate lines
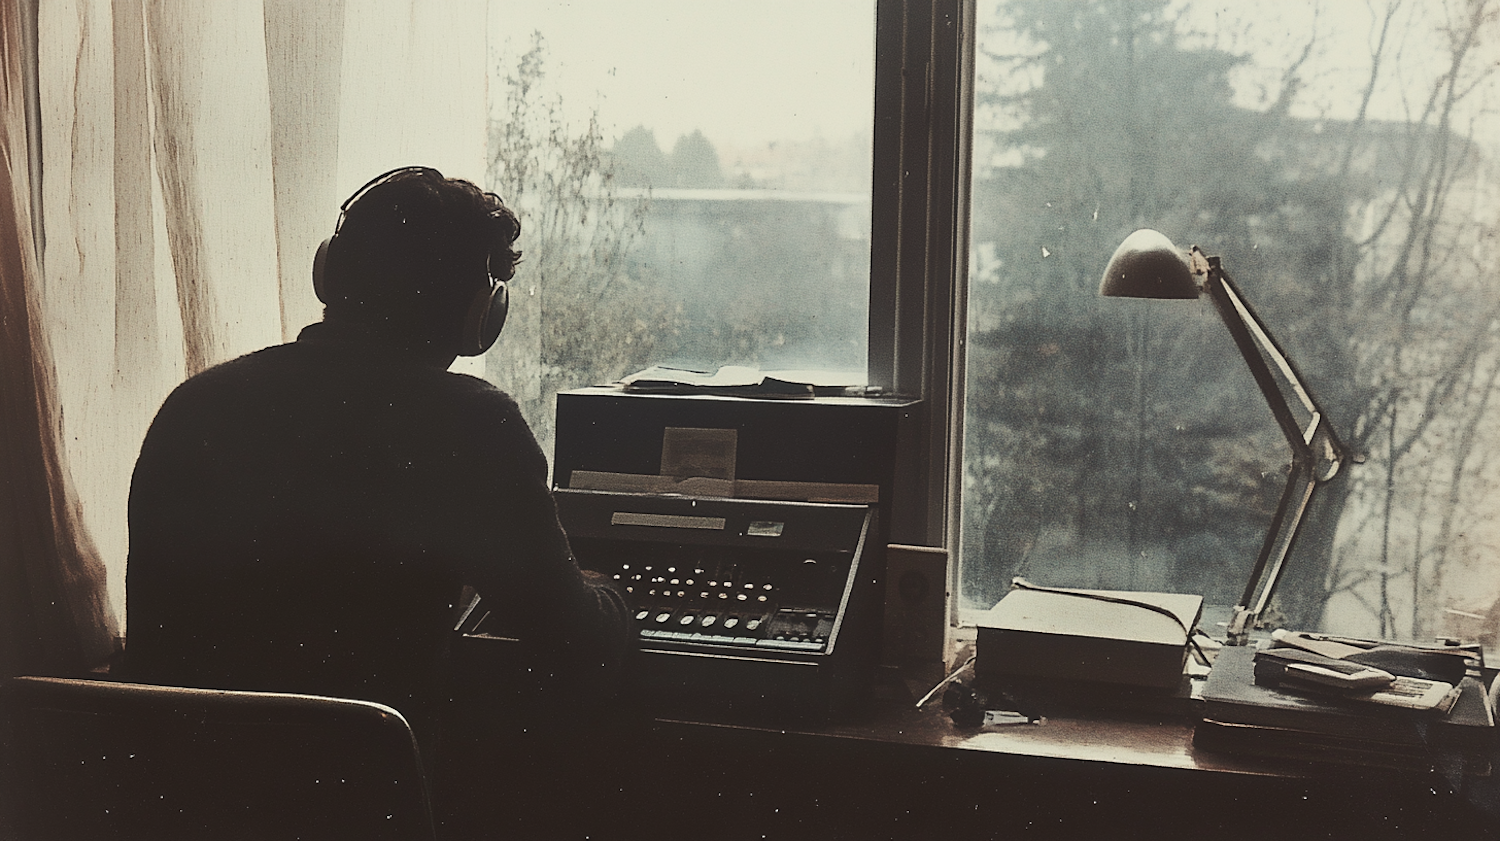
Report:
438,381,632,678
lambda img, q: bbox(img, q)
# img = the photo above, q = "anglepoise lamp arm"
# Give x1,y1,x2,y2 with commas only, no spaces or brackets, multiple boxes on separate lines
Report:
1100,230,1348,645
1202,253,1347,642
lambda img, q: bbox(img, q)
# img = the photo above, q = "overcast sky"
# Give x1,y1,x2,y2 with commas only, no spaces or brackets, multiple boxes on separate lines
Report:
488,1,1496,153
488,0,876,149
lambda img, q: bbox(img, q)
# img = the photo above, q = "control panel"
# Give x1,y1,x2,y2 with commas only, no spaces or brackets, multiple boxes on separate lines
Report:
603,536,849,654
556,488,881,719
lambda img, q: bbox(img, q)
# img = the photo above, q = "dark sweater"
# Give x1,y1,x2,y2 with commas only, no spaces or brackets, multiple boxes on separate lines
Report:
122,321,628,736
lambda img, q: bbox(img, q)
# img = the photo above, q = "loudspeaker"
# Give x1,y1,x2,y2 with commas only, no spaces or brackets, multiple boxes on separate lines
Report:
881,544,948,666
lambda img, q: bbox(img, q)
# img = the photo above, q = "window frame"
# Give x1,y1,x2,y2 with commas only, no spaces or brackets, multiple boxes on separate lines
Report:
869,0,972,620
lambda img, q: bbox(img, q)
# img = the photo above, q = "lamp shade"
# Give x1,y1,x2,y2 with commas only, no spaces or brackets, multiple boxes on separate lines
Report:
1099,229,1198,299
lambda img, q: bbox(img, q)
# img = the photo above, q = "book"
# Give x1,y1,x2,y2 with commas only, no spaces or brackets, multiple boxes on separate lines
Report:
1194,718,1438,774
975,586,1203,690
1201,646,1440,747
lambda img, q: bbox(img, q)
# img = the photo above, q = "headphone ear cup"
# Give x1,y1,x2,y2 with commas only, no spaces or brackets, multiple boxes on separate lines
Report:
459,280,508,356
313,237,333,304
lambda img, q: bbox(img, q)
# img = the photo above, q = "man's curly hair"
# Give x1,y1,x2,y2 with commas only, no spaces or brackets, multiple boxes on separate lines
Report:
321,167,521,351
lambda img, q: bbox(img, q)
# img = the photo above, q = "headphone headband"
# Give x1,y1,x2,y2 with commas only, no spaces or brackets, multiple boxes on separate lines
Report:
335,166,443,233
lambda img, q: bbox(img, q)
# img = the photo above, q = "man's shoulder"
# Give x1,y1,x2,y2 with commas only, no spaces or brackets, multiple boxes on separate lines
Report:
151,339,528,436
160,343,294,402
440,371,529,418
169,341,512,398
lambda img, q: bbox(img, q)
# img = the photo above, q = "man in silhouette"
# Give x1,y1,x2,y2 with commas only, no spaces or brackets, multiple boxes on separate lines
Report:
123,167,629,748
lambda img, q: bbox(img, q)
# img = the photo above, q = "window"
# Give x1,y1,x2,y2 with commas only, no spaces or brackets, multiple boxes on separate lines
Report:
957,0,1500,642
483,1,877,458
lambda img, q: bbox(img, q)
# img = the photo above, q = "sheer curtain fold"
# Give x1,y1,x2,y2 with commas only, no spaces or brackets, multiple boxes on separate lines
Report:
2,0,118,678
143,0,221,376
264,0,345,342
31,0,486,636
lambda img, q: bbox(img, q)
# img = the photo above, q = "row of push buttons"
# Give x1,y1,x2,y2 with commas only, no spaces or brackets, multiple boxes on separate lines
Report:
614,564,774,604
632,609,762,633
638,629,825,651
630,608,828,652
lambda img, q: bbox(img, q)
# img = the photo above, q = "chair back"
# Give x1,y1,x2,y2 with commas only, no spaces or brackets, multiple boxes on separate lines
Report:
0,676,436,841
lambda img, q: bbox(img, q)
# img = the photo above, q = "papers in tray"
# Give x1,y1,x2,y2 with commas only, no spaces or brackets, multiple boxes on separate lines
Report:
618,366,870,398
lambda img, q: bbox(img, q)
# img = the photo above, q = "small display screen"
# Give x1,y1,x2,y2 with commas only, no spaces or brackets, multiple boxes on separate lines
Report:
746,521,784,537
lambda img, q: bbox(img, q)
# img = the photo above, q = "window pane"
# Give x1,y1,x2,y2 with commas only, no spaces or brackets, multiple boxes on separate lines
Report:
485,1,875,457
960,0,1500,642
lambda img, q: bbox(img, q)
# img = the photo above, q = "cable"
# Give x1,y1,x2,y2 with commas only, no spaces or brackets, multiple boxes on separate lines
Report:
1010,577,1210,665
915,655,976,709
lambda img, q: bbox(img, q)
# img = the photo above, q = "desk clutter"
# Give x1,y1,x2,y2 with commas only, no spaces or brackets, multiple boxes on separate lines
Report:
1195,631,1494,773
961,581,1494,778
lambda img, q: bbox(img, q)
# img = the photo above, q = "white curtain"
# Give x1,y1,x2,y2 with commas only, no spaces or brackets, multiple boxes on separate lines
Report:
37,0,489,628
2,0,117,678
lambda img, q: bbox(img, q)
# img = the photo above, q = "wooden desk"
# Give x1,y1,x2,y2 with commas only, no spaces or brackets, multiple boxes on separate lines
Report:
438,662,1498,840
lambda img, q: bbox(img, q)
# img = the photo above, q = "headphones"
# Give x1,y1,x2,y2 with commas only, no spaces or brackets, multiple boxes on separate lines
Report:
312,166,512,356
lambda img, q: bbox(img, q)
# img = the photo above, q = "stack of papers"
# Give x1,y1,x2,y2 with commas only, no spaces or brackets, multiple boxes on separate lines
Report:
618,366,870,398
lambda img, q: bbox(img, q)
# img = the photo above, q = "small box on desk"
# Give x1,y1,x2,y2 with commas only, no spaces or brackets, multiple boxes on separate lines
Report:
975,586,1203,691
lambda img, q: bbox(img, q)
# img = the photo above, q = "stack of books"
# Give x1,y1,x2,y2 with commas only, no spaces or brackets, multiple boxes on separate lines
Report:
1195,633,1492,773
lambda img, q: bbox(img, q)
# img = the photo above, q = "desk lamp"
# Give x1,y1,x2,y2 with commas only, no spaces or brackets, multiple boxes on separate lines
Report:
1099,230,1349,646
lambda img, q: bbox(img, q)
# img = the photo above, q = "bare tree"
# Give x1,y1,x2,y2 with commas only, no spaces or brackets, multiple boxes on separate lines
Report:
1290,0,1500,638
485,34,676,457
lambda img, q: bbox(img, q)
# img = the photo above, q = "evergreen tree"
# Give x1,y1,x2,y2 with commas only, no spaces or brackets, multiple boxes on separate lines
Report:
669,130,724,188
612,125,672,188
964,0,1342,610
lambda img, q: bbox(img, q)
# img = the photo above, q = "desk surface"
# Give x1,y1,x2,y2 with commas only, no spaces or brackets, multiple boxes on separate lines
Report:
443,639,1498,839
655,666,1309,779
